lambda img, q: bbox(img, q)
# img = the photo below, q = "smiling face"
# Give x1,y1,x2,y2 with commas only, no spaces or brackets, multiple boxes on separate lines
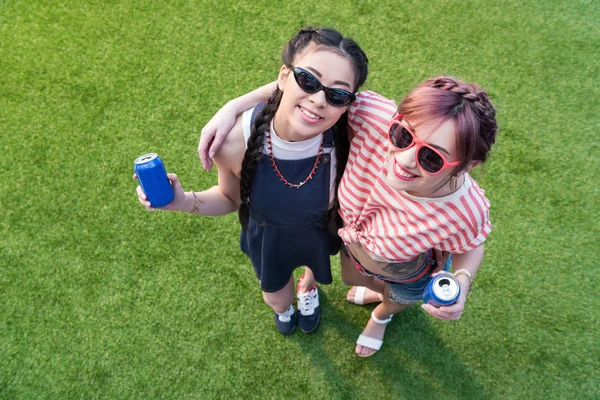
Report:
386,117,463,198
272,48,356,142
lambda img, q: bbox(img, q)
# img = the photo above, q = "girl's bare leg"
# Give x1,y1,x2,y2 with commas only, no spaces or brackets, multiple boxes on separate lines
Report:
262,275,295,313
355,289,410,357
340,250,385,303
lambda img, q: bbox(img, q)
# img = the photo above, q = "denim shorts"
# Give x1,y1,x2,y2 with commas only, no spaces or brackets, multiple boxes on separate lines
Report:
342,243,452,304
387,254,452,304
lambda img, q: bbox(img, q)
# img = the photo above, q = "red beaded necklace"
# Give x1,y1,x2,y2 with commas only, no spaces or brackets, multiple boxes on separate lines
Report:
266,129,324,189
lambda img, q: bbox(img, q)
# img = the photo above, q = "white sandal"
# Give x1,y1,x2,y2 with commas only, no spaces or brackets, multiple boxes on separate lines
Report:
348,286,383,305
355,311,393,358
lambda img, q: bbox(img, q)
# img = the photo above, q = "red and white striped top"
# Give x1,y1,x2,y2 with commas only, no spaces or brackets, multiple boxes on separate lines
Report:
338,91,491,262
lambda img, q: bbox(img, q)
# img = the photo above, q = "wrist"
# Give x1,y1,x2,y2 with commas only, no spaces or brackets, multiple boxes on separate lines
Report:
224,100,238,115
159,192,187,212
170,191,195,213
456,275,470,298
226,98,245,115
453,269,473,294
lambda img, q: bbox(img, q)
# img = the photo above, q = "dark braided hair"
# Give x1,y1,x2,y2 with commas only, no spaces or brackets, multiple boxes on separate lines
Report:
238,27,368,230
327,112,352,234
397,76,498,177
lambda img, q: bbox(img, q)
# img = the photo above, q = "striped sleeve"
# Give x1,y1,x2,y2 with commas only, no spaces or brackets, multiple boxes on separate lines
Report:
436,180,492,253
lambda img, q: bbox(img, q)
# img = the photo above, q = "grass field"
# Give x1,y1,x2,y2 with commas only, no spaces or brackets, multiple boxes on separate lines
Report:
1,0,598,399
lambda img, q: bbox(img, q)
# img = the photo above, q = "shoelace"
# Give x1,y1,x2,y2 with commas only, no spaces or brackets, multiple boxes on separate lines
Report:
299,289,315,314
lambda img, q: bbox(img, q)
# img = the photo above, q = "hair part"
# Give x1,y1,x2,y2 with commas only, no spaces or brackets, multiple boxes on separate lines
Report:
281,27,368,91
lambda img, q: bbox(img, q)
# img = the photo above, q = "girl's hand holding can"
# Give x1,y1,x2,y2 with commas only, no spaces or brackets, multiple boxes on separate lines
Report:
421,293,467,320
133,172,186,212
421,270,468,320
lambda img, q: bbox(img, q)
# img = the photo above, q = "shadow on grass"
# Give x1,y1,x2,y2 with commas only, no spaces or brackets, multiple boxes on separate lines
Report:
286,289,491,400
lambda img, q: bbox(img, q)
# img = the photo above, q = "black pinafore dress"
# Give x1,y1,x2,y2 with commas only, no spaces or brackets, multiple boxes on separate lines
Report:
240,108,341,293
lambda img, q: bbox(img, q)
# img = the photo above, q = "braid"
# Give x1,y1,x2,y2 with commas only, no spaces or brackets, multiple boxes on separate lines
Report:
425,76,498,164
430,76,478,101
299,27,318,35
470,91,498,162
327,113,351,235
238,88,282,230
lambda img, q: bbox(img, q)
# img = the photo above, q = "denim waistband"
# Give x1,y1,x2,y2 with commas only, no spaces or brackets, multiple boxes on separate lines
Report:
341,242,436,283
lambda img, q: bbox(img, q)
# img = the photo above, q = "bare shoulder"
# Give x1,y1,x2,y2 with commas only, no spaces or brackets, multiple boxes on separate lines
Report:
213,115,246,177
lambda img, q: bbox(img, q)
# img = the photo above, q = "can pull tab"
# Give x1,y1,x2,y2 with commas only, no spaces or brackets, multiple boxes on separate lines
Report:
438,278,452,295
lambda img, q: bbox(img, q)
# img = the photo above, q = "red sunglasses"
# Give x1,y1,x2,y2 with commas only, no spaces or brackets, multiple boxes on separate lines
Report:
387,114,461,175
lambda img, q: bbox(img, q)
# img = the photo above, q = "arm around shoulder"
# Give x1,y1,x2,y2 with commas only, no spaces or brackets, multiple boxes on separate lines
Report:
209,115,247,210
181,117,246,216
198,82,276,170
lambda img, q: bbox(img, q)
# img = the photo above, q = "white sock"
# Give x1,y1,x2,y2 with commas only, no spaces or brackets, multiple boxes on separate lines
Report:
275,305,295,321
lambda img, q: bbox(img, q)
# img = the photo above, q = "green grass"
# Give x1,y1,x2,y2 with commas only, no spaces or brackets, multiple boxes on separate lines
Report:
1,0,598,399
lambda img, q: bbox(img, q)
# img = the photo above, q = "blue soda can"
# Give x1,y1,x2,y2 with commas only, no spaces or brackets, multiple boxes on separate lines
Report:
134,153,174,207
423,273,461,307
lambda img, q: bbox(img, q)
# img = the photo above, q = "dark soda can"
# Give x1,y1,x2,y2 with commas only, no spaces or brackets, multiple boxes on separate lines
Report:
423,273,461,307
134,153,174,207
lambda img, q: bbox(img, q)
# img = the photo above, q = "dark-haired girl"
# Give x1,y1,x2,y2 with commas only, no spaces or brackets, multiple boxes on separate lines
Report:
135,27,368,335
198,76,498,357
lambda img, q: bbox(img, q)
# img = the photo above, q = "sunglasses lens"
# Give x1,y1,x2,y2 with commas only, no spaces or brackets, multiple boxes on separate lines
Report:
294,68,354,107
389,124,413,149
417,147,444,173
295,70,320,93
325,89,354,107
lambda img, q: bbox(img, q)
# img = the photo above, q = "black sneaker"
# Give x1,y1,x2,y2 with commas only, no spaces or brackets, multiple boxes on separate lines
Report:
297,285,320,333
273,306,296,335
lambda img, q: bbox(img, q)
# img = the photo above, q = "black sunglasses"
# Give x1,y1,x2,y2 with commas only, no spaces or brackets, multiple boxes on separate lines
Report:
292,67,356,107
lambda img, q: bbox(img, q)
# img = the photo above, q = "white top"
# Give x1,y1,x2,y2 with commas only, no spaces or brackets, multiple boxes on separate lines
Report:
242,107,337,206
